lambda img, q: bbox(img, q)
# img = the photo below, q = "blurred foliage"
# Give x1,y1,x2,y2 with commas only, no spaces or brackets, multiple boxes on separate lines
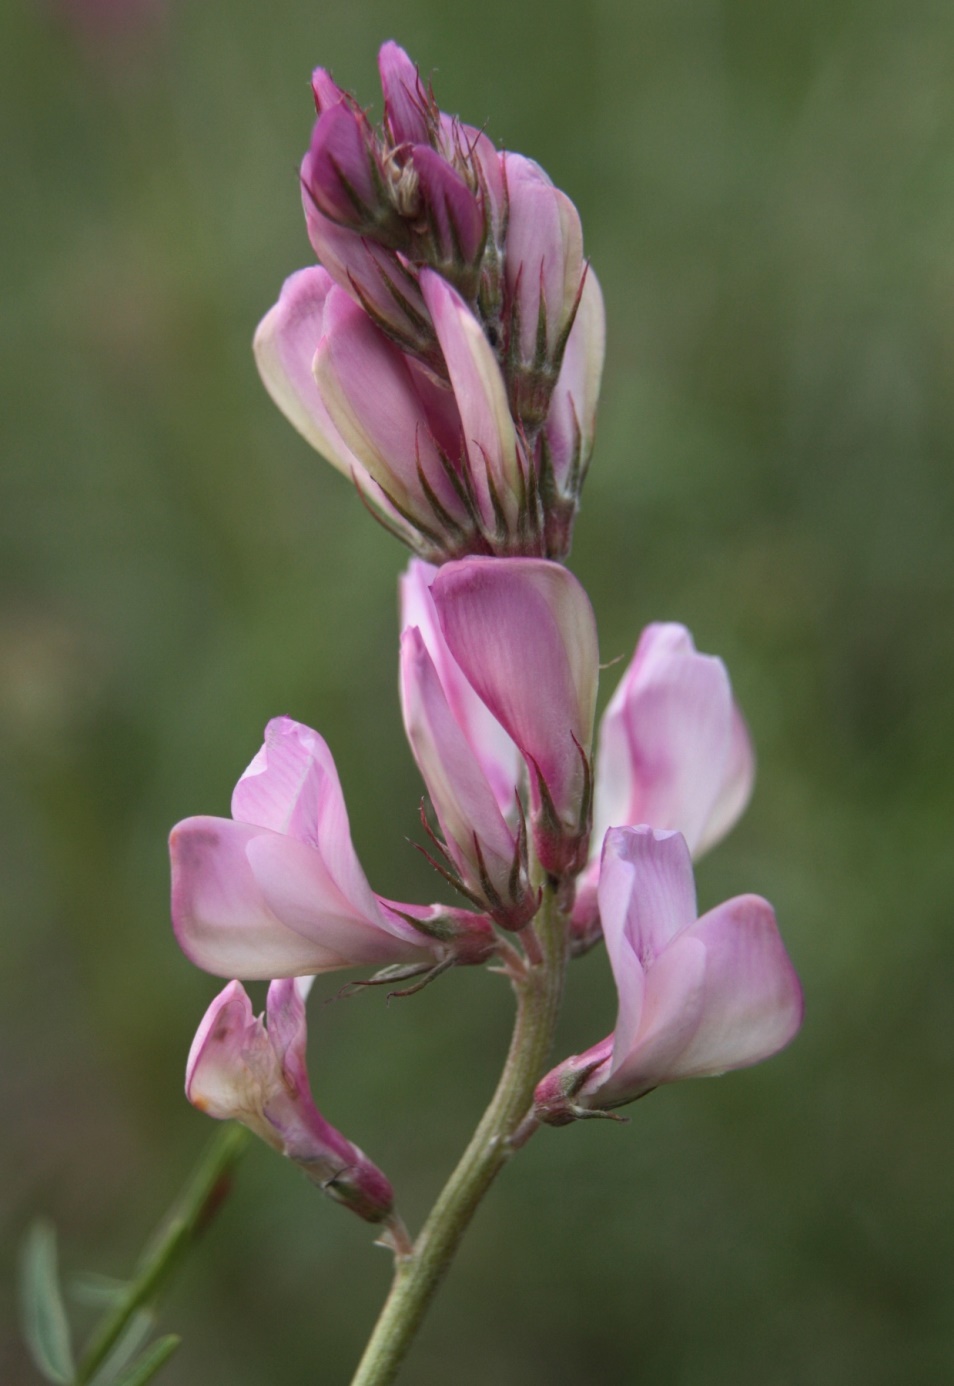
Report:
2,0,953,1381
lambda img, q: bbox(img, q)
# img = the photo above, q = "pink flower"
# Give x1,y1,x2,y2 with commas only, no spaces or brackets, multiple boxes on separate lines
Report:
405,567,749,891
400,562,536,927
534,827,803,1119
187,977,394,1223
572,622,755,946
430,557,600,875
257,42,605,562
170,716,489,980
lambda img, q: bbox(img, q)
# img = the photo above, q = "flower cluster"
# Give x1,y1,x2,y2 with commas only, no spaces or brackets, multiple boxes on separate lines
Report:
254,43,604,562
173,42,802,1233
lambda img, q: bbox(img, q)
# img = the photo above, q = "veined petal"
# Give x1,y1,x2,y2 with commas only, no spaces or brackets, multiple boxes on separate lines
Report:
185,980,272,1130
545,268,606,489
598,827,698,1063
504,154,584,360
313,288,468,524
253,267,361,476
695,706,756,856
412,145,485,266
668,894,804,1079
597,932,708,1101
311,66,348,114
185,978,395,1223
305,101,382,228
400,558,521,814
420,269,521,531
300,174,429,347
432,557,599,825
170,816,427,980
593,623,751,857
231,717,387,930
401,627,519,900
378,41,432,145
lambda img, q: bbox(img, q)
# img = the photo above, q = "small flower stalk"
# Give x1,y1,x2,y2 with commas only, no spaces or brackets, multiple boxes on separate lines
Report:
169,38,805,1384
255,42,605,563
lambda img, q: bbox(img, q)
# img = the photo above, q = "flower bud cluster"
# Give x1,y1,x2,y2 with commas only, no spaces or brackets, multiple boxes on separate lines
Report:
255,42,605,562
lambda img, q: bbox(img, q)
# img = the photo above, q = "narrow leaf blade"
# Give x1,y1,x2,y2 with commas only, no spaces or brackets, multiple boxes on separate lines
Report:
108,1336,181,1386
18,1220,76,1385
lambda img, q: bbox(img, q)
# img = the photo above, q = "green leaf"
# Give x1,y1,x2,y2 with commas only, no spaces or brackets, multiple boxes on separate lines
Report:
107,1336,181,1386
18,1220,76,1385
69,1274,131,1310
86,1310,154,1386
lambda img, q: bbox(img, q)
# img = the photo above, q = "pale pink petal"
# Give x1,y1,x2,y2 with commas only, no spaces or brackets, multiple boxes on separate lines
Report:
504,154,584,359
401,627,518,898
263,977,310,1094
231,717,388,930
253,267,361,476
171,817,357,979
545,268,606,489
432,558,599,824
313,287,467,523
668,894,804,1079
694,707,756,856
185,980,269,1123
598,827,699,1060
419,269,521,531
247,831,426,960
597,933,708,1101
593,624,742,856
400,558,521,813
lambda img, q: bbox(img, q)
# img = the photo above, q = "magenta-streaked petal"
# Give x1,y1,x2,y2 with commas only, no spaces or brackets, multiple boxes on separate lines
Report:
311,66,347,114
504,153,584,360
300,169,428,340
305,102,380,226
461,125,506,234
670,894,804,1079
695,707,756,856
264,977,310,1095
593,624,743,857
432,558,599,823
420,270,520,531
253,267,361,476
313,288,467,523
545,268,606,488
171,817,359,979
400,558,521,812
412,145,485,264
401,628,518,896
378,41,431,145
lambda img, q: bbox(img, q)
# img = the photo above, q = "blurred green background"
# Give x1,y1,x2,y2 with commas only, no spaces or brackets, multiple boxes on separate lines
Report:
3,0,953,1381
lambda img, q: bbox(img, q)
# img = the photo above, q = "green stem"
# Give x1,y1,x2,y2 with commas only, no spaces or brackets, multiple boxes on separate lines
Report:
76,1125,249,1385
350,883,568,1386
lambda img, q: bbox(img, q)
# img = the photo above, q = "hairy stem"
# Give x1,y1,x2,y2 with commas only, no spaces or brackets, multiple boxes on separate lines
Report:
350,883,568,1386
